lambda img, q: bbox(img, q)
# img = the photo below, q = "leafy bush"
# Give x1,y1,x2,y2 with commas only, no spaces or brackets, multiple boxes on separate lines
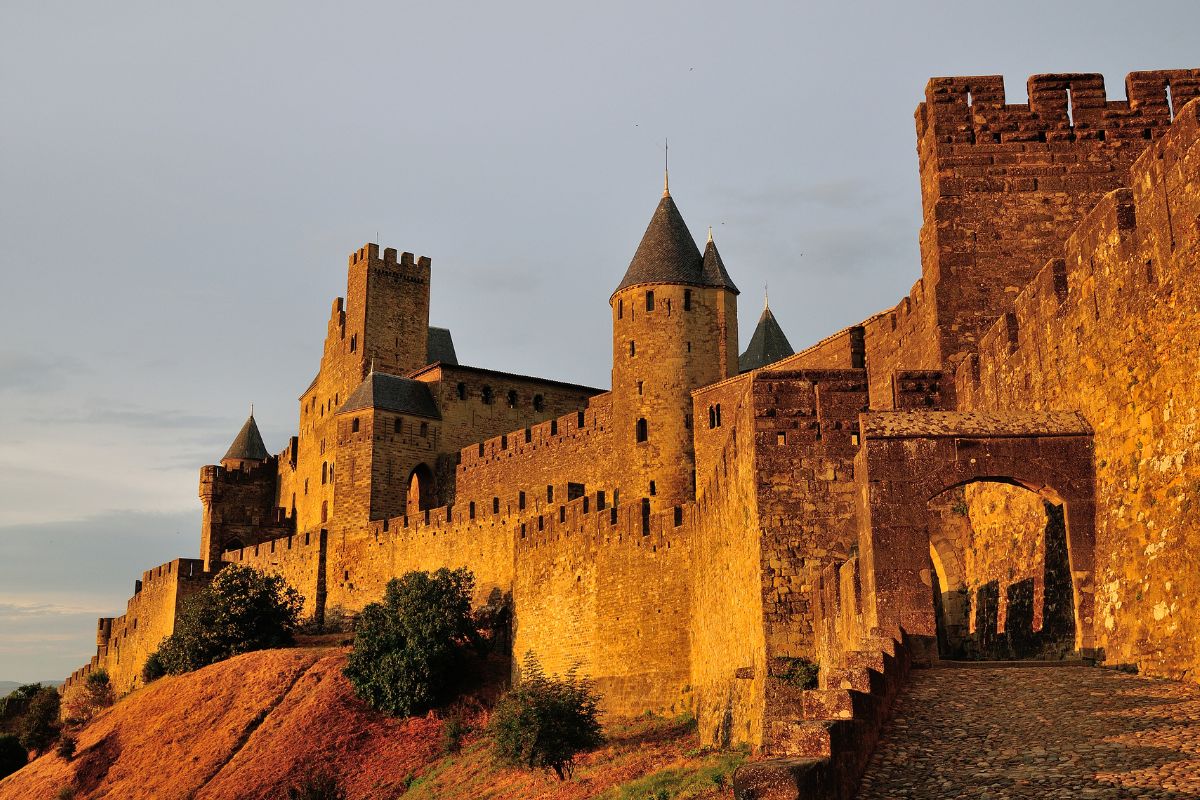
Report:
343,568,479,716
142,651,167,684
55,788,75,800
56,734,77,761
285,771,346,800
0,734,26,779
155,564,304,674
490,652,603,780
776,657,820,690
18,687,60,755
62,670,115,725
441,714,468,755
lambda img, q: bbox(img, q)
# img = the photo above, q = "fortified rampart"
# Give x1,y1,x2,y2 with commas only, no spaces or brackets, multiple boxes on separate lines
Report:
954,99,1200,678
67,70,1200,784
64,559,210,695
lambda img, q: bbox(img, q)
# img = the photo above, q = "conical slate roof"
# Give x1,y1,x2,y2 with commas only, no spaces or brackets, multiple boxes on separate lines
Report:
701,236,740,294
222,414,269,463
739,303,794,372
338,371,441,419
613,194,739,296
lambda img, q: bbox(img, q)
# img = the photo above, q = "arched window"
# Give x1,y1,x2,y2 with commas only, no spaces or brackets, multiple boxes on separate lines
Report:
507,390,518,408
351,417,360,433
406,463,436,517
683,289,692,310
456,382,467,400
636,418,648,443
321,462,328,484
645,290,655,311
533,394,545,412
481,385,494,405
420,421,429,437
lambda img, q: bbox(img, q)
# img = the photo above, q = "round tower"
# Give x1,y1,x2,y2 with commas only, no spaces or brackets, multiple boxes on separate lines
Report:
610,180,739,513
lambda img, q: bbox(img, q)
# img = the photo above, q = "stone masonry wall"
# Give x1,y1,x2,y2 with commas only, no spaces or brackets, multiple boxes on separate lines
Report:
66,559,210,695
956,100,1200,679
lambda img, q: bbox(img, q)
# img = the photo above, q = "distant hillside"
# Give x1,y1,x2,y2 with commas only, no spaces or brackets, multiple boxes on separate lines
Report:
0,681,60,694
0,647,742,800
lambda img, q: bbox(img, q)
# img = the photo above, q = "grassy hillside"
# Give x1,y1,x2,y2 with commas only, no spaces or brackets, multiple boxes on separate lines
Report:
0,647,744,800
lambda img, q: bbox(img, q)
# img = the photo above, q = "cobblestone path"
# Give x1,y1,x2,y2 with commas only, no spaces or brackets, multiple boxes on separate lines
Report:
857,665,1200,799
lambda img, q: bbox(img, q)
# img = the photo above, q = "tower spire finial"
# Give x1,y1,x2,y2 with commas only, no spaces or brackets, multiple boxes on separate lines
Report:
250,402,254,418
663,138,670,197
707,225,713,243
369,356,376,375
764,283,769,310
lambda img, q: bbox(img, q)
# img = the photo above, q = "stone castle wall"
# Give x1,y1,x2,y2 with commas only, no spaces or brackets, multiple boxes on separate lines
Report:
65,559,210,695
955,99,1200,678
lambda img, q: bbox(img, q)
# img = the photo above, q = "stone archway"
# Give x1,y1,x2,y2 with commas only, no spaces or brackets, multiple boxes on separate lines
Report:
406,463,436,517
854,411,1096,663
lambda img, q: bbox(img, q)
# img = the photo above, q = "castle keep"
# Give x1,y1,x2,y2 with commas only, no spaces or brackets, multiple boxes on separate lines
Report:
68,68,1200,762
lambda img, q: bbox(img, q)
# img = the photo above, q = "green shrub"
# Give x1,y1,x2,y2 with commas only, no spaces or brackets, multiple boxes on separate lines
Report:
142,651,167,684
54,788,75,800
0,734,26,779
441,714,468,755
285,771,346,800
343,568,478,716
156,564,304,674
56,734,77,761
63,670,115,725
490,652,603,780
18,688,60,755
776,657,820,690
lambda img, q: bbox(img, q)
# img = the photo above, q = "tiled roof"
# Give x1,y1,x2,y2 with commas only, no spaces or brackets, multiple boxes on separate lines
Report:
339,372,441,419
222,415,269,462
426,326,458,366
614,194,738,296
739,304,794,372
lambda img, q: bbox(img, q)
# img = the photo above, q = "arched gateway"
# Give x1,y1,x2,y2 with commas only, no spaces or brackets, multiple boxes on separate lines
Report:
854,411,1096,663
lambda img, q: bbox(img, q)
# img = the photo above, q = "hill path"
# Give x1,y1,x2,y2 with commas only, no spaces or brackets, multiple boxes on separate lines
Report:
858,665,1200,799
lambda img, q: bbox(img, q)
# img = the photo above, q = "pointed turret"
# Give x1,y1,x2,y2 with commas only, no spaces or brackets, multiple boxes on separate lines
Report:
612,195,705,295
739,299,794,372
221,413,270,470
701,230,740,294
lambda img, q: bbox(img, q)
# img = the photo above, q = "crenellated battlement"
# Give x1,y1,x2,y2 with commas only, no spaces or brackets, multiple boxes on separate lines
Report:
919,70,1200,146
456,395,611,473
347,242,431,270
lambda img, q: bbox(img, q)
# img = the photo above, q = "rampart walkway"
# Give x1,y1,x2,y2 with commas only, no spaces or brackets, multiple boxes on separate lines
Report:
858,665,1200,799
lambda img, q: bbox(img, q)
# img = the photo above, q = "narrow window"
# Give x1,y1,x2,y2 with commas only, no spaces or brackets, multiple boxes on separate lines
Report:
519,491,526,511
350,334,357,353
493,496,500,514
638,381,643,396
420,421,428,437
351,417,360,433
685,413,692,429
674,506,684,526
456,382,467,400
507,389,518,408
716,404,722,427
394,418,402,433
687,341,691,353
524,427,532,443
597,490,606,510
550,419,558,435
501,434,508,450
321,462,328,485
559,506,565,523
629,340,636,357
777,431,787,446
481,385,494,405
304,478,309,495
533,394,545,412
618,298,624,319
636,418,648,443
577,410,585,427
641,498,651,535
469,502,476,520
646,290,655,311
547,485,554,503
683,289,691,310
649,480,656,496
708,406,716,429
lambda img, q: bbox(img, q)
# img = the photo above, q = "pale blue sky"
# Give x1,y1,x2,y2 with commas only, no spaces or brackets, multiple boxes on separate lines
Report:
2,0,1196,680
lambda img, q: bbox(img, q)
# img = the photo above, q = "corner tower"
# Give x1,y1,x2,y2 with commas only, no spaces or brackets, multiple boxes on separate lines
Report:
611,181,739,512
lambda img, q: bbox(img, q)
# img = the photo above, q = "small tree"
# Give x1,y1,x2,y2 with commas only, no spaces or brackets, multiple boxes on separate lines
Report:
490,653,603,780
18,688,60,755
0,734,26,779
62,670,116,725
343,568,477,716
156,564,304,674
142,651,166,684
56,734,77,761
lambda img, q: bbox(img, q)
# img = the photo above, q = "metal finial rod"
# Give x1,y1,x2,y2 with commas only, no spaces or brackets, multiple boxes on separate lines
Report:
663,138,670,197
764,283,769,310
250,402,254,417
707,226,713,243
